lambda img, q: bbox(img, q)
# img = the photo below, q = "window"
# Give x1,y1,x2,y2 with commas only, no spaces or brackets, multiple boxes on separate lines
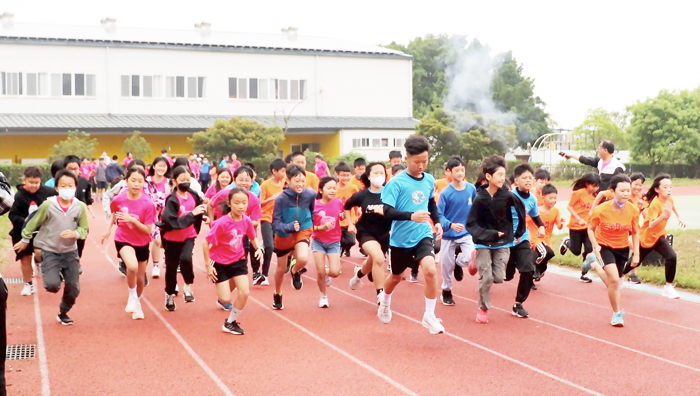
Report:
176,76,185,97
239,78,248,99
26,73,47,96
187,77,197,98
352,138,370,148
279,79,288,100
62,74,72,96
291,143,320,153
197,77,205,98
249,78,258,99
259,79,268,100
394,138,405,148
86,74,96,96
0,72,22,95
300,80,307,100
131,75,140,97
51,74,62,96
75,74,85,96
143,76,153,97
228,77,237,98
121,75,130,97
372,139,380,148
166,76,188,98
290,80,299,100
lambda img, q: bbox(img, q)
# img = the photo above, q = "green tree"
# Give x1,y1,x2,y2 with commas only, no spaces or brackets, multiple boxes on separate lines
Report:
330,152,367,168
122,130,153,160
573,108,627,152
48,130,99,162
189,117,285,178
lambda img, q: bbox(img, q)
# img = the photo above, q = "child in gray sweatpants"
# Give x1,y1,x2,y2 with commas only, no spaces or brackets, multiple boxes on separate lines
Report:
14,170,88,325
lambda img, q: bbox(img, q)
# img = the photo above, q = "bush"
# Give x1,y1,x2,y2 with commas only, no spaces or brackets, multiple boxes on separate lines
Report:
0,164,52,185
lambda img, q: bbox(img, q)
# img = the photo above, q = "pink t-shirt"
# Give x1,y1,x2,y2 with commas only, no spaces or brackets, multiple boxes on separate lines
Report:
315,161,330,178
313,198,343,243
111,193,156,246
80,164,92,179
205,184,220,199
206,215,257,264
211,188,262,221
123,158,133,167
163,192,198,242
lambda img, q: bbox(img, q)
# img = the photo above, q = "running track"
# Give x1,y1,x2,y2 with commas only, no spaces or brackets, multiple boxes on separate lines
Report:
4,204,700,396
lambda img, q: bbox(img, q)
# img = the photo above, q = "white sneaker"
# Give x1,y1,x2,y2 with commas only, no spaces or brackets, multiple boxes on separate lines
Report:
377,301,392,324
132,302,145,319
125,296,138,313
260,276,270,286
662,284,680,299
618,280,625,291
325,275,332,287
152,265,160,279
422,313,445,335
21,283,33,296
319,295,329,308
349,274,362,290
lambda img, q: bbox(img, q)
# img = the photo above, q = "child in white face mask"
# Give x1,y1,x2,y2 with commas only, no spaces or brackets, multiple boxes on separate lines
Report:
14,170,89,325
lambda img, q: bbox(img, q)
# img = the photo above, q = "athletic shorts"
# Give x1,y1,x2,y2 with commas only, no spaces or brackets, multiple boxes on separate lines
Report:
96,181,109,189
274,228,312,256
115,241,151,262
389,237,434,276
358,233,390,254
211,259,248,283
599,245,629,276
311,239,341,255
11,234,34,260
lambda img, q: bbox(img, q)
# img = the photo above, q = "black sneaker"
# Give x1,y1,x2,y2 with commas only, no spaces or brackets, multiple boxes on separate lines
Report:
454,264,464,282
559,237,570,255
512,303,529,318
118,260,127,277
222,320,245,335
440,290,455,306
344,249,351,257
579,275,593,283
629,273,641,284
57,311,74,325
254,273,265,286
183,290,195,303
272,293,284,310
252,272,261,284
291,267,306,290
165,293,177,311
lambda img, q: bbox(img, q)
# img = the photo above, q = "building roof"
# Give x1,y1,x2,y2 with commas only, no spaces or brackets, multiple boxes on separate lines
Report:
0,114,419,133
0,22,411,60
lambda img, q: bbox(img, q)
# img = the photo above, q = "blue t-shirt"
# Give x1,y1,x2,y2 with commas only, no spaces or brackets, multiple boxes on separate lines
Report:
200,163,211,181
508,188,539,246
45,178,55,187
219,159,228,168
381,171,435,248
250,181,261,197
438,182,477,240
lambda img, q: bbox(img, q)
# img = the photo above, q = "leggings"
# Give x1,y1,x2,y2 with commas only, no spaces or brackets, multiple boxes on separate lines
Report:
625,236,676,283
244,236,262,275
163,238,195,295
569,229,592,274
260,221,274,276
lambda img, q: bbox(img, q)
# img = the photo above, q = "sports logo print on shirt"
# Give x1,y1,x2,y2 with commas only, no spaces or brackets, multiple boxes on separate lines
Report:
119,206,140,229
412,190,426,205
318,210,336,229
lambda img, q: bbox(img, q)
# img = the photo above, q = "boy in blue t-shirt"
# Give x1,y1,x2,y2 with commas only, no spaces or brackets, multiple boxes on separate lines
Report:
506,163,545,319
437,156,477,306
379,136,445,335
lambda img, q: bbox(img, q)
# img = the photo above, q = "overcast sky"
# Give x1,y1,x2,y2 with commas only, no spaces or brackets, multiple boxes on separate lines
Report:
4,0,699,129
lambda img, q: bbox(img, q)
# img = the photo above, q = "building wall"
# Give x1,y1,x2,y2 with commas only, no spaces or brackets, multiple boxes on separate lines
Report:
339,129,415,162
0,44,412,118
280,132,340,158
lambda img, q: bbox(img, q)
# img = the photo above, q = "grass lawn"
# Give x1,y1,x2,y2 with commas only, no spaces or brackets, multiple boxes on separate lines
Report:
551,178,699,189
551,230,700,293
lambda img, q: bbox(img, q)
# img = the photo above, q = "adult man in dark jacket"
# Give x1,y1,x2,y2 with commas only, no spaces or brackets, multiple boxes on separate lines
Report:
561,139,625,191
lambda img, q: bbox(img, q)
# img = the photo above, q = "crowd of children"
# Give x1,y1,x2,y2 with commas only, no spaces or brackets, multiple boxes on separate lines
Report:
6,138,688,333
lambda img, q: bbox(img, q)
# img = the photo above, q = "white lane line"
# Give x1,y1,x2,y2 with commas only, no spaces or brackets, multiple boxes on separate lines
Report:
309,273,605,396
103,252,235,396
33,286,51,396
249,297,419,396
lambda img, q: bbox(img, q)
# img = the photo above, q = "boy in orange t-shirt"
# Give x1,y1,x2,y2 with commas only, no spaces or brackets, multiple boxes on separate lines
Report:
349,157,366,191
257,159,287,285
533,168,551,206
386,150,403,181
290,152,319,192
334,162,360,256
528,184,565,281
559,173,600,283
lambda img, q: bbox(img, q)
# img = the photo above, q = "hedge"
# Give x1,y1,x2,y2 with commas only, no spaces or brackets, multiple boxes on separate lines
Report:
0,164,52,185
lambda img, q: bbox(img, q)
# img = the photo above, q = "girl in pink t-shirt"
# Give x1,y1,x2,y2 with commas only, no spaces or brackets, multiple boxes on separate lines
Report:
205,168,232,199
311,177,343,308
146,156,171,279
102,168,156,320
203,188,263,335
160,166,207,311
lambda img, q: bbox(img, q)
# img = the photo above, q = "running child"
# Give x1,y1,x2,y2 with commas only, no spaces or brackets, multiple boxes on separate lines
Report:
146,156,171,278
434,163,453,203
623,173,684,299
378,135,445,335
334,162,360,257
559,173,601,283
14,170,88,325
347,162,390,299
258,159,287,286
587,174,640,326
271,164,316,310
533,168,551,205
9,166,56,296
437,156,477,306
159,166,207,311
244,163,261,197
529,184,565,282
63,155,94,265
204,167,232,199
466,156,526,324
349,157,366,191
102,167,156,320
311,177,343,308
203,188,264,334
386,150,403,180
95,157,108,201
290,151,320,192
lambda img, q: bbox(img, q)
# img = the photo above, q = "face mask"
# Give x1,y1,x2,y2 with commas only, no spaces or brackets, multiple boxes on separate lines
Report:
369,175,385,187
177,183,191,192
58,188,76,200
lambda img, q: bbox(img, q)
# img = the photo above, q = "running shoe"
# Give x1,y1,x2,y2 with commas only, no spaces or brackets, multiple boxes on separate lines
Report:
325,275,332,287
454,263,464,282
344,249,351,257
349,273,362,290
662,284,680,299
467,249,478,276
21,282,33,296
165,294,176,311
409,273,419,283
272,293,284,310
440,290,455,306
183,289,195,303
152,264,160,279
118,259,127,277
132,303,145,320
581,253,596,273
618,279,625,291
512,303,529,318
559,237,570,255
421,313,445,335
319,295,329,308
57,311,74,326
291,267,305,290
252,272,261,284
260,276,270,286
628,273,641,284
254,273,265,286
217,299,233,311
611,311,625,327
475,308,489,324
377,300,392,324
579,275,593,283
222,319,245,335
125,296,138,313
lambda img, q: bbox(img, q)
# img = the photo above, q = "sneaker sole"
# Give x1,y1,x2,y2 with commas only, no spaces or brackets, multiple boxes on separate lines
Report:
56,316,74,326
611,322,624,327
132,312,145,320
319,304,329,308
221,326,244,335
421,321,444,334
579,278,592,283
475,318,488,324
217,302,232,311
440,296,455,306
511,311,529,318
272,305,284,310
165,306,176,311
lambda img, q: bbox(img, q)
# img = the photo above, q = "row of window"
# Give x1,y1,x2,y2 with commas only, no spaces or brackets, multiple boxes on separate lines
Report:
120,75,206,99
352,138,405,149
228,78,307,101
0,72,96,97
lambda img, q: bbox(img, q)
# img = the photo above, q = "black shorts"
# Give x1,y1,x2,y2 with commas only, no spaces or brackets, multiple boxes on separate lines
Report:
96,181,108,189
11,234,34,260
599,245,629,276
390,237,434,276
358,233,390,254
115,241,151,262
212,259,248,283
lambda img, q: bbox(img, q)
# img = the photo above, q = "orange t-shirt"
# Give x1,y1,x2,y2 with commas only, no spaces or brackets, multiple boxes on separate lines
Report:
599,190,648,212
349,176,365,191
640,197,672,248
305,171,320,192
528,206,560,248
259,178,285,223
335,183,360,227
589,201,640,249
535,191,544,206
568,189,595,230
434,178,449,203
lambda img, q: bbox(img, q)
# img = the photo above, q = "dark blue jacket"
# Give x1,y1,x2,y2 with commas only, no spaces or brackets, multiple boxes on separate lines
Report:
272,188,316,237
